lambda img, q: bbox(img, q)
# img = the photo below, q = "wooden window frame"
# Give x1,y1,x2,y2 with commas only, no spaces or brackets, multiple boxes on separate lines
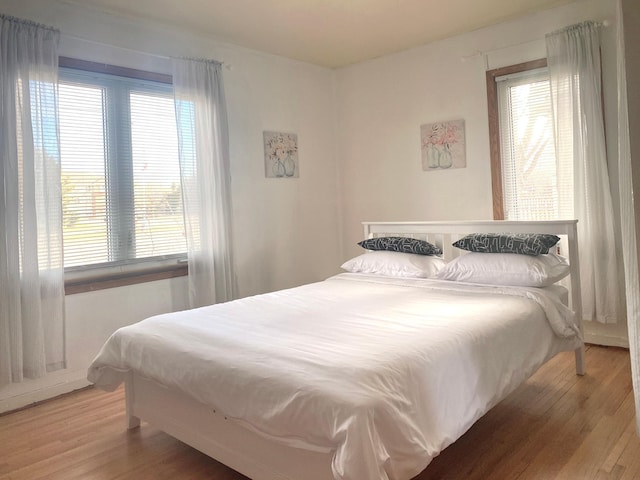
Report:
486,58,547,220
64,263,188,295
58,57,187,295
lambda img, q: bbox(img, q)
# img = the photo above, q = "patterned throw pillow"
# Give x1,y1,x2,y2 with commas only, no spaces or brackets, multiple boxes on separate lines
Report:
452,233,560,256
358,236,442,256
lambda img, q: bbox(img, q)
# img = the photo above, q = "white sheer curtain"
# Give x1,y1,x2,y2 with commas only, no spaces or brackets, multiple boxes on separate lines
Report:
0,15,65,386
615,0,640,433
546,21,621,324
172,58,235,308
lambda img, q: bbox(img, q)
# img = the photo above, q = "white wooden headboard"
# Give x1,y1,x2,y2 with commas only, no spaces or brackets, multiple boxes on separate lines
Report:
362,220,584,374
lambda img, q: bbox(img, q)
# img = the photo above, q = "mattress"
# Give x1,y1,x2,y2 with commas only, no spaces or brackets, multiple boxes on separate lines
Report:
88,273,581,480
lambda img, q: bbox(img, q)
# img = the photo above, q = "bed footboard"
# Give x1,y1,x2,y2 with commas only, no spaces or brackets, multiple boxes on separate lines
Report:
124,372,335,480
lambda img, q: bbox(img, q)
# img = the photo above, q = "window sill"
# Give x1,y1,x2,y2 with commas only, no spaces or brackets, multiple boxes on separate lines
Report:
64,262,188,295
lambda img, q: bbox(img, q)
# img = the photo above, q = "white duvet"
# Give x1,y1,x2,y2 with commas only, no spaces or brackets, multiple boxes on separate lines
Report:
88,274,581,480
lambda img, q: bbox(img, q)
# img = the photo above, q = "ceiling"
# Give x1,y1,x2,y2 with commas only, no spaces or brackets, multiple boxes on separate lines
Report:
65,0,576,68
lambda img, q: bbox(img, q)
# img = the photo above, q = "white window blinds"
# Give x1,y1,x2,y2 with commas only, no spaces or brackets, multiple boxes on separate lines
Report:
497,67,571,221
59,67,186,269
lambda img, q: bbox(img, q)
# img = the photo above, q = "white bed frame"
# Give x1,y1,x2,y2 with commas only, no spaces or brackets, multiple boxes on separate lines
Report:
123,220,584,480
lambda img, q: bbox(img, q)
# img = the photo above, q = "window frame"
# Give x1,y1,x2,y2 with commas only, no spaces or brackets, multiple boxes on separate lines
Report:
486,58,548,220
58,57,187,295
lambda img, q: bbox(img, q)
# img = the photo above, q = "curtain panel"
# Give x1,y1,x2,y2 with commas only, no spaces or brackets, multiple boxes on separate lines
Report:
0,15,65,385
546,21,622,324
172,58,235,308
615,0,640,433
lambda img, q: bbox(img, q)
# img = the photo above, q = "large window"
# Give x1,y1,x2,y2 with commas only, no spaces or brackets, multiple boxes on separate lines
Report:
487,59,569,221
58,61,187,274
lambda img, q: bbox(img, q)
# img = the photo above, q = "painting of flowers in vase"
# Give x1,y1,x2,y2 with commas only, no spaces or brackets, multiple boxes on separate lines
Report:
264,131,299,178
420,119,466,171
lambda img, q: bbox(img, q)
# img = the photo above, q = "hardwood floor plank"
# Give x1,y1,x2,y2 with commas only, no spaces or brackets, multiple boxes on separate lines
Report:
0,345,635,480
599,399,637,477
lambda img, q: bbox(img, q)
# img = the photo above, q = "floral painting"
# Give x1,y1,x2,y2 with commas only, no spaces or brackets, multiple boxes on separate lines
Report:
420,119,466,171
264,131,299,178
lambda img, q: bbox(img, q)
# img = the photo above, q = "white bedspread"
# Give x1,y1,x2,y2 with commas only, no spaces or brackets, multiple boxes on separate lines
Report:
88,274,581,480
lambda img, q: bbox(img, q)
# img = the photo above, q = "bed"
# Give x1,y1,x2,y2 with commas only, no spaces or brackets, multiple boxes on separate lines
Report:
87,220,584,480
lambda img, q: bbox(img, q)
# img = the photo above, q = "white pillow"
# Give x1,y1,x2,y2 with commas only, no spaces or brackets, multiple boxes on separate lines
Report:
341,251,446,278
435,252,570,287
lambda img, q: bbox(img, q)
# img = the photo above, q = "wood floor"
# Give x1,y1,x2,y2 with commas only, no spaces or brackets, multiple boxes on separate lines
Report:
1,345,638,480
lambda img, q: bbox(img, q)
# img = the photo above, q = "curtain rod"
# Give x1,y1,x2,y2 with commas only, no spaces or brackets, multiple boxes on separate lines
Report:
62,33,233,70
460,19,610,63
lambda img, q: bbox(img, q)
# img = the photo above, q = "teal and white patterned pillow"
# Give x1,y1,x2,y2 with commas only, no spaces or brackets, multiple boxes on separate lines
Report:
452,233,560,256
358,236,442,256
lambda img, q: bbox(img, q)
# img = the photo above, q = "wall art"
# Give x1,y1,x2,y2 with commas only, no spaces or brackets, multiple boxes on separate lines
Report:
420,119,466,171
264,131,299,178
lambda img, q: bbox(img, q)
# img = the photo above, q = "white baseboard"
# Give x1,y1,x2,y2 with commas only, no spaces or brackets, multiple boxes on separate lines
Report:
0,369,91,414
584,333,629,349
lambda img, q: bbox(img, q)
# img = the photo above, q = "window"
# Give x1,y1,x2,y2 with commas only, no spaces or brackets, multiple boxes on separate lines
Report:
58,59,187,291
487,59,570,221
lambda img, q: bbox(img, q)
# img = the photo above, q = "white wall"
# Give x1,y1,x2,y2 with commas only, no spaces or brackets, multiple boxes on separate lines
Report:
0,0,341,411
334,0,629,346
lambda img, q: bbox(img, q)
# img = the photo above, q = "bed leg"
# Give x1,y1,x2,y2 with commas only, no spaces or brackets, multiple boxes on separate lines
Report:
125,375,141,430
127,413,141,429
575,345,586,376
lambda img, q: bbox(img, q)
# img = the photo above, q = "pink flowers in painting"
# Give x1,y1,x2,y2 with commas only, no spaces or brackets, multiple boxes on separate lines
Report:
423,123,455,146
420,119,466,170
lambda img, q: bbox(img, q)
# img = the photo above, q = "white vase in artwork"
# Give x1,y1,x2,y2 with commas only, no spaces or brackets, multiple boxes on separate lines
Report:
439,144,453,168
272,159,286,177
284,155,296,177
426,144,440,168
